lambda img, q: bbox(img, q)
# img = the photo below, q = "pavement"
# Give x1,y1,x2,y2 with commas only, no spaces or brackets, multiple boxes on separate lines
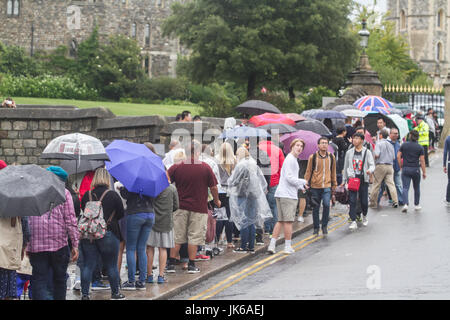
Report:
65,148,440,300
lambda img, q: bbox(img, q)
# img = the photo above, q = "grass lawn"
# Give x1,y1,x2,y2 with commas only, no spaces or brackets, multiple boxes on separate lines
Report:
13,97,203,117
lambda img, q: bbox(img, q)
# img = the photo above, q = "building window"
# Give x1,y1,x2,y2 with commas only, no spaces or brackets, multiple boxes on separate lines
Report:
438,9,444,29
145,24,150,46
7,0,19,16
131,23,137,38
437,42,443,61
400,10,406,30
144,56,149,75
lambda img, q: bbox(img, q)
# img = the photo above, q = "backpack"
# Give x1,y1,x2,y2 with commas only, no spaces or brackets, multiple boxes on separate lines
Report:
78,190,114,241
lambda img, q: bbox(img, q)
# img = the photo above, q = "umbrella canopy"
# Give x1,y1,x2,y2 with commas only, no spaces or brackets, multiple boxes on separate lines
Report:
280,130,334,160
283,113,307,122
219,126,271,139
354,95,393,115
342,109,367,118
235,100,282,116
300,109,322,117
0,164,66,217
249,113,296,127
40,132,109,161
363,112,399,136
294,119,332,136
333,104,358,112
387,114,409,140
60,159,104,175
257,123,298,134
389,108,403,115
309,110,347,120
105,140,169,198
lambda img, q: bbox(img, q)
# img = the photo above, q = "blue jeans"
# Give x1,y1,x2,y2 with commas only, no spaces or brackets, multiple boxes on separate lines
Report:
265,185,278,233
447,164,450,202
349,182,369,221
126,213,154,283
29,246,70,300
311,188,331,230
80,231,120,296
394,170,404,205
240,224,255,250
402,167,421,206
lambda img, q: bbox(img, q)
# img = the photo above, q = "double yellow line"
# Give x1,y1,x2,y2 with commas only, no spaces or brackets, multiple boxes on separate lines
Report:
190,214,348,300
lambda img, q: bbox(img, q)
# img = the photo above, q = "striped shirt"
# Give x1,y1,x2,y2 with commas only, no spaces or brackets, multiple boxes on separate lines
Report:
27,189,79,253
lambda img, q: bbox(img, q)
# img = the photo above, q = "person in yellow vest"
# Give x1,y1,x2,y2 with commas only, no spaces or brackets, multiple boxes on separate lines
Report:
414,115,430,167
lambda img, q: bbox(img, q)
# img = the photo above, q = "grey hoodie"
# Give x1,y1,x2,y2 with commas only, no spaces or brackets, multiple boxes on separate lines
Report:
343,146,375,183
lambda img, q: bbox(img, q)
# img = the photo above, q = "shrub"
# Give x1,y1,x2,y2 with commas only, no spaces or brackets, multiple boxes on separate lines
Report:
300,86,336,110
0,74,99,100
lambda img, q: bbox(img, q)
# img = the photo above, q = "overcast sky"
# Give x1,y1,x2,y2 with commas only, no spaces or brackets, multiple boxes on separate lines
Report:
354,0,387,13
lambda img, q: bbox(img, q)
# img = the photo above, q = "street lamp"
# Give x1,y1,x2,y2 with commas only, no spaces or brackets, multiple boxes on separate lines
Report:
358,19,371,71
358,19,370,52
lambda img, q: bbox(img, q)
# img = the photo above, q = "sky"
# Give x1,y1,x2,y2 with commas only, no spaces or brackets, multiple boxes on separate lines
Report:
354,0,387,13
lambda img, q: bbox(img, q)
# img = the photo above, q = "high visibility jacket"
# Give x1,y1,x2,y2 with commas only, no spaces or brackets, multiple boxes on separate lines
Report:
414,121,429,147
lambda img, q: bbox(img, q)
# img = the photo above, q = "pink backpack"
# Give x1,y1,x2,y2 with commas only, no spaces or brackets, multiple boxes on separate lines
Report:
78,190,114,241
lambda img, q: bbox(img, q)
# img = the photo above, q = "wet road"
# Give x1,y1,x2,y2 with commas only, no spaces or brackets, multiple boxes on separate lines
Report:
173,152,450,300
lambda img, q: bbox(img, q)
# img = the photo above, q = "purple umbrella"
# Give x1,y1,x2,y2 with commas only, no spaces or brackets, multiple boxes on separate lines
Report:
105,140,169,197
280,130,334,160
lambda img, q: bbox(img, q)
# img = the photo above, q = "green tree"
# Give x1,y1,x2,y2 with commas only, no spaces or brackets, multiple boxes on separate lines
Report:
0,42,43,77
163,0,358,99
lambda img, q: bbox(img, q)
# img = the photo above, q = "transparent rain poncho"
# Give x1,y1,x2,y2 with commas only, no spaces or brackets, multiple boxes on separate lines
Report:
227,158,272,231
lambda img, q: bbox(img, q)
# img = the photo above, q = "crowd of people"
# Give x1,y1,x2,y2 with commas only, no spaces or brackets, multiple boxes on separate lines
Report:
0,106,447,301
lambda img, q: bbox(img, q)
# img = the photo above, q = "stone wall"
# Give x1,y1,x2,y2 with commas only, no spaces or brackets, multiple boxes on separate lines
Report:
0,0,189,78
0,105,227,165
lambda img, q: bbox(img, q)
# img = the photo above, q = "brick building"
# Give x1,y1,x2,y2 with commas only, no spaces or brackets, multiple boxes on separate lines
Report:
0,0,188,77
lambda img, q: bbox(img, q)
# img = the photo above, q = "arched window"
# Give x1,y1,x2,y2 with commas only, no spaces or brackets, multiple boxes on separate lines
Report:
437,42,443,61
145,24,150,46
438,9,444,29
131,23,137,39
6,0,19,16
400,10,406,29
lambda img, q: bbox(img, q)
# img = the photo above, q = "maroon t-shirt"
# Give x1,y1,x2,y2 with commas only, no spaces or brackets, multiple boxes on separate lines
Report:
168,161,218,214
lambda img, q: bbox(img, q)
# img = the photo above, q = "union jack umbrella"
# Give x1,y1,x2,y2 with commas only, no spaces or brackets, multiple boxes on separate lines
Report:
353,95,393,115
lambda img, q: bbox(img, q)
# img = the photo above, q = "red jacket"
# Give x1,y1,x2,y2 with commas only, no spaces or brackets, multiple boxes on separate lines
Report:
258,141,285,187
78,171,95,202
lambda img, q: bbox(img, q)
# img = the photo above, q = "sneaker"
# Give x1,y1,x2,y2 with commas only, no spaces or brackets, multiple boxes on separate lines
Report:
267,246,276,255
402,204,408,212
415,205,422,211
194,254,210,261
313,228,319,236
111,293,126,300
322,227,328,235
166,264,176,273
349,221,358,230
91,280,110,291
297,216,304,223
81,294,90,300
157,275,167,284
283,246,295,254
135,281,146,291
233,248,248,253
392,202,398,208
121,281,136,291
187,265,200,274
146,275,154,283
362,216,368,226
72,279,81,291
247,249,255,254
255,234,264,245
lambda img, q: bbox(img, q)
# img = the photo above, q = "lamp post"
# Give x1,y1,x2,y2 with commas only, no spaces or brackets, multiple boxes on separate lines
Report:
358,19,372,71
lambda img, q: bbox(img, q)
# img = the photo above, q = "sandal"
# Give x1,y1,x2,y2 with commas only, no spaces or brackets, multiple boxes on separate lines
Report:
227,243,235,249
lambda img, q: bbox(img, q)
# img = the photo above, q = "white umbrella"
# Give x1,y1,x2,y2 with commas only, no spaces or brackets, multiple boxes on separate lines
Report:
342,109,367,118
387,114,409,140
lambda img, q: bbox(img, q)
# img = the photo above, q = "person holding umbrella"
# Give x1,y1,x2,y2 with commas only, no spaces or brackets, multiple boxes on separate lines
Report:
268,139,307,254
27,166,79,300
0,161,31,300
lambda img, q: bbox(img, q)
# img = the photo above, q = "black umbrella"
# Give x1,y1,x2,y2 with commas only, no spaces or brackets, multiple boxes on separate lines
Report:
60,159,104,175
294,119,332,136
257,123,298,134
332,104,358,112
363,113,399,136
0,165,66,217
235,100,282,116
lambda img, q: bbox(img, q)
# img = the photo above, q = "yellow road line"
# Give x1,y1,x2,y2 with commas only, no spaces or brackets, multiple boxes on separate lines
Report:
190,214,347,300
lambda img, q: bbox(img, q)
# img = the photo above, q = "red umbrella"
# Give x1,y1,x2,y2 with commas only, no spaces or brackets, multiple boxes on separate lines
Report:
284,113,306,122
249,113,296,127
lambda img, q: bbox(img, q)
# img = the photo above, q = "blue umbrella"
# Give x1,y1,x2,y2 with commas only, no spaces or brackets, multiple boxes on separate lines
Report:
219,126,271,139
309,110,347,120
105,140,169,198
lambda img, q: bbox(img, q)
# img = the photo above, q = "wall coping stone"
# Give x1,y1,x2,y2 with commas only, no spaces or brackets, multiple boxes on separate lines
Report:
0,107,115,120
